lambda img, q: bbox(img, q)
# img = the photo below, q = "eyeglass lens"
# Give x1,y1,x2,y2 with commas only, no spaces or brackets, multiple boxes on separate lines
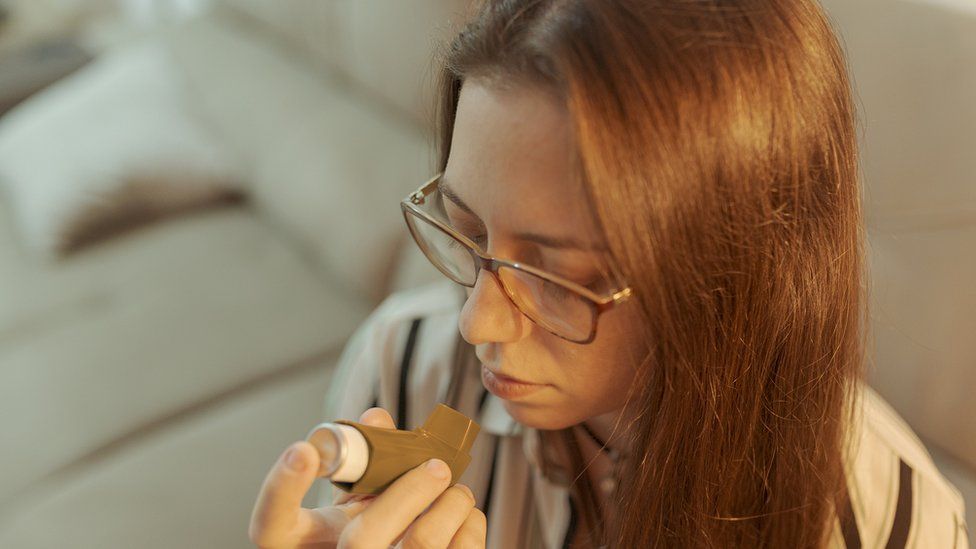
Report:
404,204,596,342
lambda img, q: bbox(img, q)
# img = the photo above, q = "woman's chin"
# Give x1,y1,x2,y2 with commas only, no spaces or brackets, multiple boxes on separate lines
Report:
500,399,583,431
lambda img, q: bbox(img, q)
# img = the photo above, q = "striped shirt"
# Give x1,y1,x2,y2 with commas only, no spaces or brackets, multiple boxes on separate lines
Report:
318,279,970,548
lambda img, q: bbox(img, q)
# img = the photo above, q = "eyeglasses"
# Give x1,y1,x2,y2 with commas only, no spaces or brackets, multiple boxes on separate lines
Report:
400,172,634,344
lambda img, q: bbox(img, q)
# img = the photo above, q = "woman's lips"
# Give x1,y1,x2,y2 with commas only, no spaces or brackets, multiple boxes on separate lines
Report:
481,364,546,400
487,368,535,384
475,349,537,384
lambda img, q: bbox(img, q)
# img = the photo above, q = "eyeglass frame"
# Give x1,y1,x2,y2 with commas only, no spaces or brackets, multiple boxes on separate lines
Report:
399,172,634,344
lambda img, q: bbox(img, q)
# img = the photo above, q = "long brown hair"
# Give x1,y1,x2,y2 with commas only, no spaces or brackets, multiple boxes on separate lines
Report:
432,1,868,546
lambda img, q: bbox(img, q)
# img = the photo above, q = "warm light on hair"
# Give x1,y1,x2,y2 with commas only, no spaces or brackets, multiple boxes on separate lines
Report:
433,0,867,546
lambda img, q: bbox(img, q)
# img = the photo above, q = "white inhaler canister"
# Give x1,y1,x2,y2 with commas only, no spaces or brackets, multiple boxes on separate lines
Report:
305,423,369,482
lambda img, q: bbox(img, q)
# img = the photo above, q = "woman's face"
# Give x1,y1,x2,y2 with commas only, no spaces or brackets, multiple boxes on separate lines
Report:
445,78,644,430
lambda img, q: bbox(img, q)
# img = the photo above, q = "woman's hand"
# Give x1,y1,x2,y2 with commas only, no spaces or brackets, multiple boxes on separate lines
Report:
248,407,487,549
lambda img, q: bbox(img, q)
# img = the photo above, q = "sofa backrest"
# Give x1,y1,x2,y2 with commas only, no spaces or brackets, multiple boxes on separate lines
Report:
217,0,474,134
155,2,472,303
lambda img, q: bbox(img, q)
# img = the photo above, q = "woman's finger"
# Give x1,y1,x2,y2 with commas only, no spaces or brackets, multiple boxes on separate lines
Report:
358,406,396,429
332,491,376,507
331,407,396,505
339,458,454,547
448,506,488,548
248,441,320,547
299,497,377,545
401,483,477,547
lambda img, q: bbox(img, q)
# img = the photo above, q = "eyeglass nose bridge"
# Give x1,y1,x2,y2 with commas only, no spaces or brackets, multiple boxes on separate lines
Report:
472,251,502,277
466,246,502,284
464,247,525,308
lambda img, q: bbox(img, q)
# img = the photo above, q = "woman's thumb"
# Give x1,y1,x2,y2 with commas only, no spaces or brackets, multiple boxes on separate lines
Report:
358,407,396,429
249,442,320,545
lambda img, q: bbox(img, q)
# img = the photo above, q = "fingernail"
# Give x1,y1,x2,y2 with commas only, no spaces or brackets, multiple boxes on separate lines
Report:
285,446,307,472
457,483,474,500
426,458,450,479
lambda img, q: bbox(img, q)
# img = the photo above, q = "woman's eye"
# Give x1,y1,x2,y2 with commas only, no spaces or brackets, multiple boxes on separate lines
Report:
463,232,487,246
580,278,600,291
444,214,485,244
567,275,606,295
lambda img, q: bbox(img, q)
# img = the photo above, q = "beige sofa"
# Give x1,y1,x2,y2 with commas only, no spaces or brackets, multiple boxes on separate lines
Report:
0,2,461,547
0,1,971,547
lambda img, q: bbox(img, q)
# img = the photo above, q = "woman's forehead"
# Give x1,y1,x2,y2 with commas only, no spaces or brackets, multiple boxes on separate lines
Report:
446,80,599,240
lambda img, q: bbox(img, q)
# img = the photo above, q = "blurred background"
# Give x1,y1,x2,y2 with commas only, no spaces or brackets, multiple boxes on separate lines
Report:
0,0,971,547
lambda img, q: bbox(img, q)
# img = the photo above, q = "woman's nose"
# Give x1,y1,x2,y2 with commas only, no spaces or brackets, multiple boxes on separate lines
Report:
458,267,526,346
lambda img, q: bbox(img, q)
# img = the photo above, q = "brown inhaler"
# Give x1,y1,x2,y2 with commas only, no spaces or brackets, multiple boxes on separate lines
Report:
305,403,481,495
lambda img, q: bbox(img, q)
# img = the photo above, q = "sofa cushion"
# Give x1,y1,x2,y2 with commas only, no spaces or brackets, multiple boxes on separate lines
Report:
0,355,336,548
0,206,370,508
150,12,435,304
0,41,244,257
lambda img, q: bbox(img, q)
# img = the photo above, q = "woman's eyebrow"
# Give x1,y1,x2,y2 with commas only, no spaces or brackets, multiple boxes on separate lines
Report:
437,177,607,251
438,178,479,218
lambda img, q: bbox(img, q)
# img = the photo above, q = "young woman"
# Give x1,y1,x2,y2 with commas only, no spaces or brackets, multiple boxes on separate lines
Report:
249,0,969,547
